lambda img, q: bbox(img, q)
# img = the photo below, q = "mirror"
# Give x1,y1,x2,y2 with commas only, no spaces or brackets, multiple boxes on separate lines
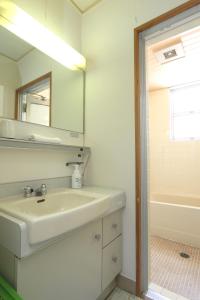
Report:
16,73,51,127
0,26,84,133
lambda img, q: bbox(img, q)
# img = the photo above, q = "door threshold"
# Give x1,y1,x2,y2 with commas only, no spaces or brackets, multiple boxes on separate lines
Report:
145,289,170,300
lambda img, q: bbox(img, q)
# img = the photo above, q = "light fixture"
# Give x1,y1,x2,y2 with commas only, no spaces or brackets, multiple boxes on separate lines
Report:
0,0,86,70
153,38,185,65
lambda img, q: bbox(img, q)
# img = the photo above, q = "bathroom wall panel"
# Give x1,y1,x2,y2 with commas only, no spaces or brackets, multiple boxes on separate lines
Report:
0,148,76,184
149,89,200,197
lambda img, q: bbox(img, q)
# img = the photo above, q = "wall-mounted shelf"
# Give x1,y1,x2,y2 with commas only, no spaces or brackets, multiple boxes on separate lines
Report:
0,138,90,152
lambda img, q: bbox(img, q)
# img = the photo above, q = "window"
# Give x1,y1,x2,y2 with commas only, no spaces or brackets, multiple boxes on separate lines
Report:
170,82,200,140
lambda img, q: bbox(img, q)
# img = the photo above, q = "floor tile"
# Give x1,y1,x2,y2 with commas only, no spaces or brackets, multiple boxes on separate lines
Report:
151,236,200,299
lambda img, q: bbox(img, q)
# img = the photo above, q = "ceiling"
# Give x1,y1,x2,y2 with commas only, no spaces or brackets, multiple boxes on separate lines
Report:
70,0,103,13
147,26,200,91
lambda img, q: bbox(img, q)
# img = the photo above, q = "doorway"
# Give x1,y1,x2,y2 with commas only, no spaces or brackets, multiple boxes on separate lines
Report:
146,22,200,300
134,1,200,298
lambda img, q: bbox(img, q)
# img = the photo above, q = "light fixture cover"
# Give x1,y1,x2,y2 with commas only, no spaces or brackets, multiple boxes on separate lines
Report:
0,0,86,70
154,43,185,64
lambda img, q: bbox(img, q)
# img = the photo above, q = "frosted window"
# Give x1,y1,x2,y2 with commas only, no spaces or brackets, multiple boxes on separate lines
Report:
170,83,200,140
29,104,49,126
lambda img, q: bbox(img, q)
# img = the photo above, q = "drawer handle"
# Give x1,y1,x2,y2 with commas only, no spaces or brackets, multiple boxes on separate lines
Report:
94,234,101,241
112,223,118,229
112,256,118,263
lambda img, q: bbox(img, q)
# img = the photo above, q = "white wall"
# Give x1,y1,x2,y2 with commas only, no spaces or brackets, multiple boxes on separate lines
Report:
0,148,77,183
149,88,200,197
82,0,189,281
0,0,83,185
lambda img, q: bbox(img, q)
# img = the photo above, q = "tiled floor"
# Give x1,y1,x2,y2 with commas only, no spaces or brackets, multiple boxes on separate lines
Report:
151,236,200,300
107,288,140,300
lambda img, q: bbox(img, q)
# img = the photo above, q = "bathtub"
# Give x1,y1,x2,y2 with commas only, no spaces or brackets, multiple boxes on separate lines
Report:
150,194,200,248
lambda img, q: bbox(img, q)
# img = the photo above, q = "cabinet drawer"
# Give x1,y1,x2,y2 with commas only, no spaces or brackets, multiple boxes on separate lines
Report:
102,235,122,291
103,210,122,247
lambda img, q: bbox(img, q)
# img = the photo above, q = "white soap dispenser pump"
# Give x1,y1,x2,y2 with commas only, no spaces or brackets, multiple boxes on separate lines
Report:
72,163,82,189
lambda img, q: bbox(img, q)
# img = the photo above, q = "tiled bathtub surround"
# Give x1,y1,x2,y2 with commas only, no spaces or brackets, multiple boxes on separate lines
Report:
151,236,200,300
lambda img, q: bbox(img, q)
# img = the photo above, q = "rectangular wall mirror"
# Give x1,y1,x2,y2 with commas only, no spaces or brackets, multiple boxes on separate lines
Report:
0,26,84,133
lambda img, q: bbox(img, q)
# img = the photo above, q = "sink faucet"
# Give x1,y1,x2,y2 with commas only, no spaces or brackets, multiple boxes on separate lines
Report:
24,184,47,198
35,184,47,196
24,186,34,198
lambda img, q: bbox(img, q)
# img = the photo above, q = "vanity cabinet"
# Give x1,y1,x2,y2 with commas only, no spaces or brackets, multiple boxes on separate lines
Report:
103,210,122,247
102,235,122,291
16,219,102,300
0,209,123,300
102,210,122,291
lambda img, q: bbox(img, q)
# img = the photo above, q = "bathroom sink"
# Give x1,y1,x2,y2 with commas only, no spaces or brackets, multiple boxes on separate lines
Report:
0,189,111,245
1,193,97,216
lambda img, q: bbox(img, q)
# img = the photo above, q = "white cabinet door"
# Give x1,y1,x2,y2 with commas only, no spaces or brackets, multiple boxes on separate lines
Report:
16,220,102,300
102,235,122,290
103,210,122,247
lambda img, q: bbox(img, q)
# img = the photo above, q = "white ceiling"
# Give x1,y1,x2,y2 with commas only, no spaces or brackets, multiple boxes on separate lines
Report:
70,0,102,13
147,26,200,91
0,26,33,62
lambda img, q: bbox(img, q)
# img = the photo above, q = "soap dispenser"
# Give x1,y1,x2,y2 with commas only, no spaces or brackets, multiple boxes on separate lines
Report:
66,162,84,189
72,163,82,189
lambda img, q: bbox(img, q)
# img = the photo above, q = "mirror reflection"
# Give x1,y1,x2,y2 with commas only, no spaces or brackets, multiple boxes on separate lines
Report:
16,73,51,127
0,26,84,133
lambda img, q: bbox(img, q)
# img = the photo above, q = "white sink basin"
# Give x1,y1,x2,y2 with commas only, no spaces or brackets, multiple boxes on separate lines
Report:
2,193,97,216
0,188,124,245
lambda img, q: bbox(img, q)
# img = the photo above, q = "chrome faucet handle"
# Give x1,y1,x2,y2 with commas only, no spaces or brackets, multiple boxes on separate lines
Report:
40,184,47,195
35,184,47,197
24,186,34,198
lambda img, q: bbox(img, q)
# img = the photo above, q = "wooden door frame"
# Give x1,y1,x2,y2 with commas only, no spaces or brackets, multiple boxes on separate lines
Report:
134,0,200,297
